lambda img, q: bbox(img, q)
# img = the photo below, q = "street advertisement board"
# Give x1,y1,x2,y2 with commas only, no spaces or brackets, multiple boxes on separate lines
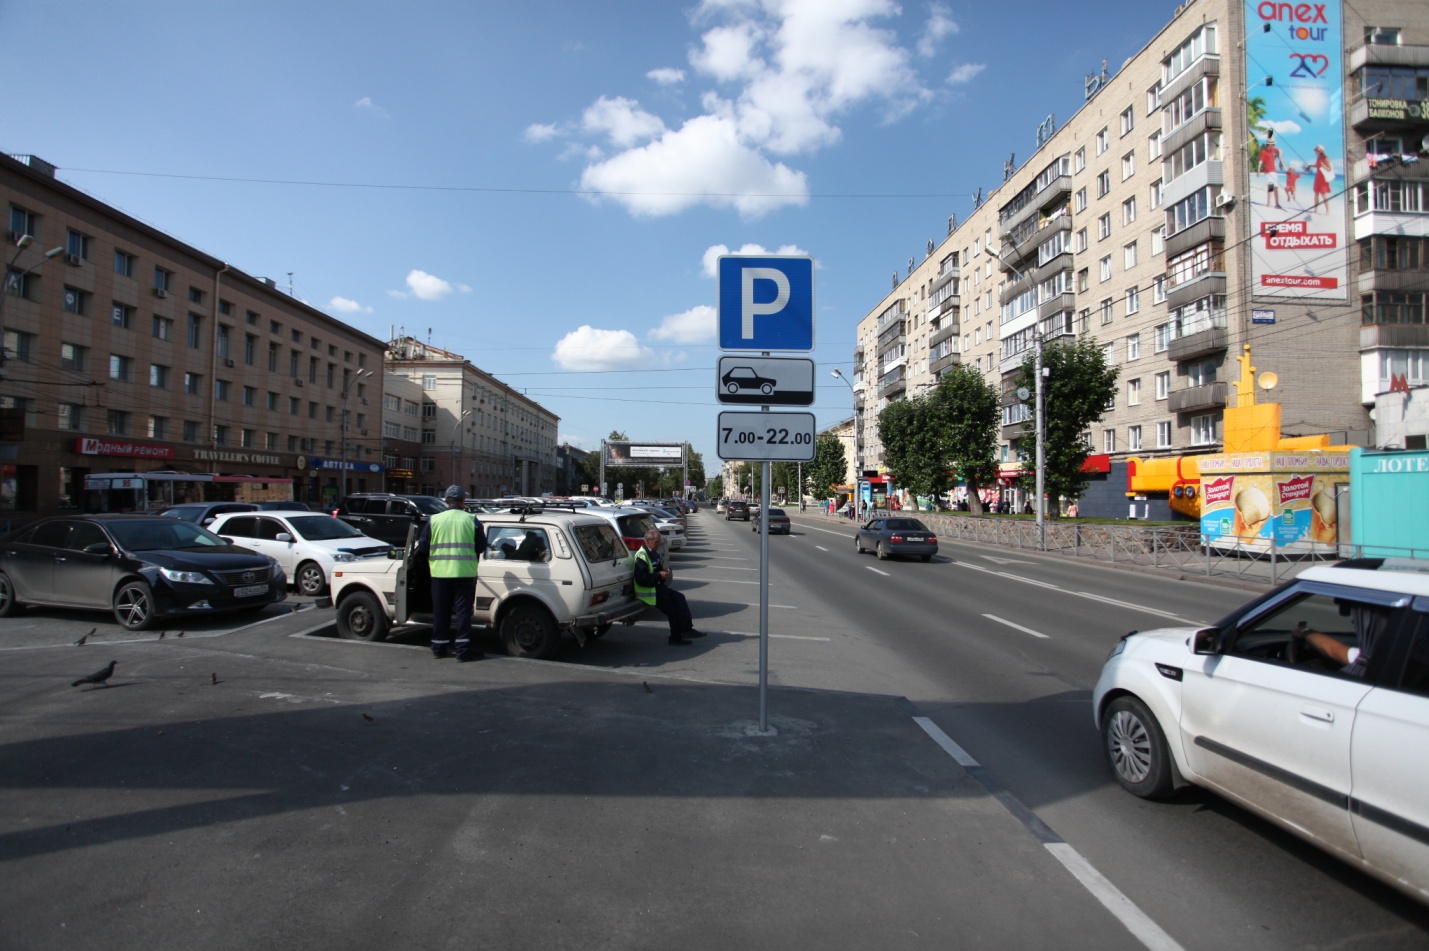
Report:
1245,0,1347,299
1199,449,1350,550
602,442,685,467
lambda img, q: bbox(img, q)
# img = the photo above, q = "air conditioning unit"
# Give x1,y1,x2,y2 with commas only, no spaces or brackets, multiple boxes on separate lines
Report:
361,397,368,404
64,253,82,266
294,377,303,386
153,287,169,299
360,428,368,436
1215,191,1235,209
224,358,236,368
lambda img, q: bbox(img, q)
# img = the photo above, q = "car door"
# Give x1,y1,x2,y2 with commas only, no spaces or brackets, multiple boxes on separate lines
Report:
1348,600,1429,897
252,516,297,576
2,521,73,601
338,499,382,539
1179,584,1391,860
59,520,119,609
215,516,263,553
479,526,555,619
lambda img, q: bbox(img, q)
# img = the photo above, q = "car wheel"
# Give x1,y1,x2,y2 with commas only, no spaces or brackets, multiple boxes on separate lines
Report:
760,382,774,395
501,602,561,659
336,590,389,642
0,571,21,617
1103,695,1175,799
854,535,865,554
876,542,890,561
725,382,740,394
295,560,327,597
113,580,159,631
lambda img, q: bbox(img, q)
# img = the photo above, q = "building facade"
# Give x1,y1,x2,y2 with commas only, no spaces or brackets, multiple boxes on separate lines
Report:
383,337,558,499
851,0,1425,511
1,153,388,522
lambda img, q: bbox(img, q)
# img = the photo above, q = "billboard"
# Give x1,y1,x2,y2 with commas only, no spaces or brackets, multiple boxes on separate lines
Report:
1246,0,1346,299
603,441,685,468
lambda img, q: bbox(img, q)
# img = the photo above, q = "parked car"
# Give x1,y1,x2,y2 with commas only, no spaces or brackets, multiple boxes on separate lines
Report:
208,511,391,596
0,514,286,630
253,500,315,512
726,500,751,521
1093,559,1429,904
753,507,792,534
328,507,646,658
332,493,447,547
854,517,938,561
158,501,260,527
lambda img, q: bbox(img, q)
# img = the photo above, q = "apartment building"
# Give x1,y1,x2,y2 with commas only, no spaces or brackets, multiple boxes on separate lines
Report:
384,337,558,498
1,152,388,519
852,0,1425,514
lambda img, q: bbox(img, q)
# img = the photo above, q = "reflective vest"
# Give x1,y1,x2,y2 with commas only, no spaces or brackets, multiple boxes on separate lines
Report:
633,546,658,605
428,508,479,578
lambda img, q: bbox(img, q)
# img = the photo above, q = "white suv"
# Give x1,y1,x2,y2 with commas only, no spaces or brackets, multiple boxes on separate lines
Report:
1093,559,1429,904
328,507,646,659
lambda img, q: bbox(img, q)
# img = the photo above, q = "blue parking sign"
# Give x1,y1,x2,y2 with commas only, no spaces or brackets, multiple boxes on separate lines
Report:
717,255,814,352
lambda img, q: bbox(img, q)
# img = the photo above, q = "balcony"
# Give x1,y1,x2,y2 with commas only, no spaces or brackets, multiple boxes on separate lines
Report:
1001,421,1030,442
1038,292,1076,321
931,351,962,375
1165,215,1226,259
999,270,1035,306
928,292,960,321
1160,160,1224,210
928,321,958,348
1162,52,1218,107
877,319,906,349
931,264,959,291
1163,107,1222,157
878,371,907,400
1361,324,1429,349
1037,174,1073,212
1165,250,1226,311
1351,153,1429,183
1169,382,1228,414
1348,42,1429,73
1357,267,1428,296
1168,325,1229,363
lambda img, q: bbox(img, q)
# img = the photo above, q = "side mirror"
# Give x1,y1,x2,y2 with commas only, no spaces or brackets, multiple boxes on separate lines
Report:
1191,627,1220,655
276,533,293,542
83,542,112,555
219,536,234,544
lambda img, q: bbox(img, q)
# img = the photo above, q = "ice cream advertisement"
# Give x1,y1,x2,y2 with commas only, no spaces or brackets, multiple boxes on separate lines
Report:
1199,452,1346,549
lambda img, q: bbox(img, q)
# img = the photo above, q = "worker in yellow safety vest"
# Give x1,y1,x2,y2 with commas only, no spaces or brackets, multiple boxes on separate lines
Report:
414,485,487,661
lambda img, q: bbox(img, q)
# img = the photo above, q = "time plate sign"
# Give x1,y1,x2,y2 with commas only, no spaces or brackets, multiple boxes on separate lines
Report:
716,411,817,462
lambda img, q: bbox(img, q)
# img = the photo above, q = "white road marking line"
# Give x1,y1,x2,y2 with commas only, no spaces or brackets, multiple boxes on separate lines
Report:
981,554,1034,565
912,716,980,767
724,630,831,641
954,561,1200,624
700,565,760,571
1044,844,1187,951
1075,592,1199,624
866,566,890,576
804,524,856,537
815,545,829,552
982,614,1050,639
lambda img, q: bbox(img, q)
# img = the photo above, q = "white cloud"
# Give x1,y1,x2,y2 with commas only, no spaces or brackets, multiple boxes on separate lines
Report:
649,305,717,344
946,62,986,84
917,3,959,57
524,122,560,143
690,23,765,82
582,96,667,148
1263,119,1303,137
647,67,686,85
329,296,372,314
701,243,808,278
354,96,389,119
552,326,654,371
579,114,808,218
402,269,471,302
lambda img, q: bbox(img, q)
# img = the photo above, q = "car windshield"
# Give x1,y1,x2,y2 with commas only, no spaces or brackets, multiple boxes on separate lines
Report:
409,498,448,516
768,508,787,516
108,519,227,551
885,519,928,531
288,515,366,541
159,506,203,521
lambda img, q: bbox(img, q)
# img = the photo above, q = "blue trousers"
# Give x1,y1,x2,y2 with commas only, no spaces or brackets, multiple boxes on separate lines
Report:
430,576,476,655
653,584,693,635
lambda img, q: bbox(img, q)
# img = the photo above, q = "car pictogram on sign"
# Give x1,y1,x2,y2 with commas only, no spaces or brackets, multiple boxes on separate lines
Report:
721,366,777,396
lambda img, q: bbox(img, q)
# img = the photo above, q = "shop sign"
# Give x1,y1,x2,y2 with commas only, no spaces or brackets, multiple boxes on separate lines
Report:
190,449,284,466
75,437,176,460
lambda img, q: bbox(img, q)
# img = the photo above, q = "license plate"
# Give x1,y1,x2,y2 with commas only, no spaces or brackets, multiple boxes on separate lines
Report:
905,536,923,542
233,584,268,598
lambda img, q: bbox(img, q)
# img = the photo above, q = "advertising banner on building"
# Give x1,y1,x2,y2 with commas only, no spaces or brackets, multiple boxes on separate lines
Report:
602,441,685,468
1245,0,1346,299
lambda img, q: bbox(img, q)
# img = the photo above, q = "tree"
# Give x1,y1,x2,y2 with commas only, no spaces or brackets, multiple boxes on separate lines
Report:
1012,337,1119,516
805,434,847,501
930,365,1001,515
878,395,952,503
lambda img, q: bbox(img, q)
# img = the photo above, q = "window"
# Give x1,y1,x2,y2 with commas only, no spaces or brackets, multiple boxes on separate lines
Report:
1188,359,1217,386
111,303,134,329
421,430,437,445
4,268,33,300
183,420,201,443
213,425,228,446
149,364,170,389
1126,286,1140,314
187,314,203,349
108,354,132,382
1148,131,1162,161
1103,429,1116,453
1365,26,1401,45
1127,333,1141,360
1156,421,1172,448
1127,425,1143,450
1122,151,1135,180
1167,186,1212,236
59,403,83,431
245,309,259,326
1151,226,1165,257
1074,187,1088,212
1096,170,1110,197
288,396,300,415
1162,24,1217,86
9,204,37,238
1077,268,1090,293
1154,325,1171,354
60,342,87,371
66,229,91,260
244,334,257,365
288,350,299,376
1153,275,1167,303
154,267,172,292
266,432,279,450
184,372,201,395
1120,106,1134,136
1190,414,1216,445
1097,214,1112,240
1150,179,1162,209
153,315,172,340
1075,147,1086,172
290,328,301,343
215,379,230,402
239,385,255,406
1155,371,1171,400
266,391,279,411
1124,242,1138,269
1101,298,1115,324
1122,198,1137,225
149,416,167,439
114,250,135,277
241,429,255,448
1075,228,1088,253
1095,127,1109,155
63,287,90,315
107,410,130,436
1147,81,1162,114
422,374,438,390
217,325,231,358
187,286,204,305
268,341,280,372
1100,256,1112,282
1128,378,1142,405
3,328,35,363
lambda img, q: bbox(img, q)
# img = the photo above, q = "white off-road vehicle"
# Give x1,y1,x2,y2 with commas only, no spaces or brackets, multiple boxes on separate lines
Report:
327,505,646,659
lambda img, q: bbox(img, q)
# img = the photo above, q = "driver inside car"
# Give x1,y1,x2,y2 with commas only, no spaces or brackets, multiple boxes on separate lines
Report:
1290,600,1391,676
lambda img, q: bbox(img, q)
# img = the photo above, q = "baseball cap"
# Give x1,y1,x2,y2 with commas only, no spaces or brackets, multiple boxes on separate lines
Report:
443,484,466,501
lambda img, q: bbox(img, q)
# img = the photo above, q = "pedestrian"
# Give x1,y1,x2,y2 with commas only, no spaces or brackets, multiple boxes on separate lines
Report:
413,485,487,661
1311,145,1333,215
1067,501,1080,518
633,529,703,646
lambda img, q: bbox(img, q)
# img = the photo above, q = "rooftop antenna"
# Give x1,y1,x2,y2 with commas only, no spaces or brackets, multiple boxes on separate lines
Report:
287,272,293,297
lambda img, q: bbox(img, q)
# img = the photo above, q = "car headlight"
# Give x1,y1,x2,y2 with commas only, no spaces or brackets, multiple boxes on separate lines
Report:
332,552,357,563
1106,638,1129,661
160,567,214,585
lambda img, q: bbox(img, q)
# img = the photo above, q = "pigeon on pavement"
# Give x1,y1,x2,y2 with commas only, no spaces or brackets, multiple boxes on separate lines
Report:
74,628,96,646
71,661,117,688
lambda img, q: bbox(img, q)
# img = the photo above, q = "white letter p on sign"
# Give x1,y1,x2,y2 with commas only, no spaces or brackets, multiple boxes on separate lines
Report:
741,267,790,339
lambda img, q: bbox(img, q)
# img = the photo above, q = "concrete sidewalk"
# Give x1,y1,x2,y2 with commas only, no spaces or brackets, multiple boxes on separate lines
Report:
0,608,1144,951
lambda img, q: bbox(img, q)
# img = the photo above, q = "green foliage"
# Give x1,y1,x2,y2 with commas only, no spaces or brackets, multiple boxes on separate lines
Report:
929,365,1000,515
1012,337,1119,514
878,396,952,501
805,434,848,499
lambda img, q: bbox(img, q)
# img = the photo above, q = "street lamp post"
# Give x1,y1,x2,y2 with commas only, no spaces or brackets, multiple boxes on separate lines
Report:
0,235,66,327
339,368,373,499
831,368,859,517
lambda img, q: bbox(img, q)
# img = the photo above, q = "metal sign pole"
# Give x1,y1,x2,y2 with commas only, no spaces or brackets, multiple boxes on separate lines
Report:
759,457,771,732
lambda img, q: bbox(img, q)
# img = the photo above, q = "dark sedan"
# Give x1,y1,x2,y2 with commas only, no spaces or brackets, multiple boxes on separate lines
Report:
726,500,751,521
854,517,939,561
0,515,287,630
753,507,792,534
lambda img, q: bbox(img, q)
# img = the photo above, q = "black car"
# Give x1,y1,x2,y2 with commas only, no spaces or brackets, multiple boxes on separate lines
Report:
753,507,792,534
721,366,777,395
332,493,447,547
158,501,260,527
854,517,939,561
725,500,751,521
0,515,287,630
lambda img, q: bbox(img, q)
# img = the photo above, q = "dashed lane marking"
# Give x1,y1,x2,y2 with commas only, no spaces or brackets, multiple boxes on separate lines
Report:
982,613,1050,639
866,566,890,576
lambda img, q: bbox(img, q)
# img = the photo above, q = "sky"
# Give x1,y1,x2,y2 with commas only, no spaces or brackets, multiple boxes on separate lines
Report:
3,0,1180,468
